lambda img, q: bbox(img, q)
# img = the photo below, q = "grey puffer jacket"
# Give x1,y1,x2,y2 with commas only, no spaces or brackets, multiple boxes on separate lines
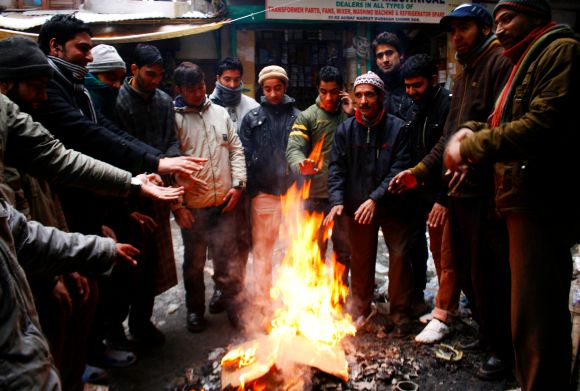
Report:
0,199,117,390
0,93,132,197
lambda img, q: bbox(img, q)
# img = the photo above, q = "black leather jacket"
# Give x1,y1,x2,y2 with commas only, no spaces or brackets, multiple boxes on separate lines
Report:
238,95,300,197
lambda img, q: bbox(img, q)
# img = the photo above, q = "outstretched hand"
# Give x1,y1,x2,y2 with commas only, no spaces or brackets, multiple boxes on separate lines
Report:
115,243,140,267
158,156,207,176
388,169,418,194
323,205,344,227
138,173,184,201
444,128,473,172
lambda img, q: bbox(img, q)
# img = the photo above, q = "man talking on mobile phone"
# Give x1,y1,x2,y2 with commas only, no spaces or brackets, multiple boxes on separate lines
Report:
286,65,354,284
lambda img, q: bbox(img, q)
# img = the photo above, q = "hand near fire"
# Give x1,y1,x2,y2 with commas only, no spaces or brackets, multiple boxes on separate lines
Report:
130,211,158,233
174,207,195,229
323,205,344,227
299,159,318,176
388,169,418,194
443,127,473,172
222,188,242,213
427,202,447,228
158,156,207,176
114,243,140,267
137,173,184,201
354,199,376,225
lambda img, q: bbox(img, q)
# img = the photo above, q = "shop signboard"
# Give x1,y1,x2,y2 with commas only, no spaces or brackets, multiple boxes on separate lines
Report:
265,0,447,24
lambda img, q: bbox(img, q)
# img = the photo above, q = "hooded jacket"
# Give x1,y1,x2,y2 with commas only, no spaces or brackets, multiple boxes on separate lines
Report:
174,96,246,209
238,95,300,197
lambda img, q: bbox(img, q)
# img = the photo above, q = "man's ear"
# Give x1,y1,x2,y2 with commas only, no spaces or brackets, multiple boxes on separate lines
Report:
431,74,439,87
482,25,492,36
130,63,138,76
49,38,60,56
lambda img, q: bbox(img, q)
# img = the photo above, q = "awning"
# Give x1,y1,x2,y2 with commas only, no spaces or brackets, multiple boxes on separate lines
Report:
0,10,227,44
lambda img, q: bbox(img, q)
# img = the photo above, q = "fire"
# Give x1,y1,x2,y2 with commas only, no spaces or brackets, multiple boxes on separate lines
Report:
221,344,258,370
221,140,355,389
270,184,356,346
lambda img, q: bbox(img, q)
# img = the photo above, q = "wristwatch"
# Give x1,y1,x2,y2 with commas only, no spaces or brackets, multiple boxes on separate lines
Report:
130,176,143,195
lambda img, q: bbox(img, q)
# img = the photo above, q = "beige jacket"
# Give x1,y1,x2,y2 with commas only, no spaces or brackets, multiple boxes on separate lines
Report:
175,97,246,208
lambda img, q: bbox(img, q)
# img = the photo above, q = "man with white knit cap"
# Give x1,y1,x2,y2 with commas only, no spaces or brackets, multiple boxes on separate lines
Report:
238,65,300,315
325,71,414,336
85,44,126,119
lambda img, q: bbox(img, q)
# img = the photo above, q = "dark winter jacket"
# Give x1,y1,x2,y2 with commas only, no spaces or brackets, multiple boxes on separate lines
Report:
380,68,413,121
238,95,300,197
32,58,161,176
116,78,181,157
411,36,512,198
328,110,410,215
404,86,451,207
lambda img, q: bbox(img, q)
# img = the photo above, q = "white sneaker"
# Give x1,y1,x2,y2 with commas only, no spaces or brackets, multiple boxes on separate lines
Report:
414,318,451,344
419,311,433,324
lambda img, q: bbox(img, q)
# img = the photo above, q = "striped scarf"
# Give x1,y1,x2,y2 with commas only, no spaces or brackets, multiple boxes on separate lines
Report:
48,56,97,122
489,23,568,127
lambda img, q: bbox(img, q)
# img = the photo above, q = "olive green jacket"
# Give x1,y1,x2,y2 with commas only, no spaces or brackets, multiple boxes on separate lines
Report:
460,27,580,219
286,97,348,199
0,93,132,200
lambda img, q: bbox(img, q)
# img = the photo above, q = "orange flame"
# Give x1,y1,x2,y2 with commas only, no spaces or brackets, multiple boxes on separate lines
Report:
222,140,355,390
268,138,356,346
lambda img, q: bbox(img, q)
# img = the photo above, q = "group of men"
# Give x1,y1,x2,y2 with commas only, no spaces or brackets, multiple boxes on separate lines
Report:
0,0,578,390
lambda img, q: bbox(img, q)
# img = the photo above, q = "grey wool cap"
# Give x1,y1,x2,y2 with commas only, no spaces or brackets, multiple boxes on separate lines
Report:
0,36,52,81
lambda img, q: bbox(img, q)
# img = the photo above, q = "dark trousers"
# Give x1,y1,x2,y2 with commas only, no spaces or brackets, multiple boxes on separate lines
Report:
304,198,351,280
347,212,414,323
447,196,512,361
34,277,98,391
181,206,242,314
505,212,572,391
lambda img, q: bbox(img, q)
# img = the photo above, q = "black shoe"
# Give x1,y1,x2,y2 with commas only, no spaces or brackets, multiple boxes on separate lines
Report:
106,323,132,350
457,337,483,351
130,321,166,346
186,312,206,333
477,355,507,381
209,289,226,314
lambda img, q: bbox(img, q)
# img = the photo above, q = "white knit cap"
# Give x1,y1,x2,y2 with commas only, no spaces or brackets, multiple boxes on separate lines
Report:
354,71,384,92
87,44,126,73
258,65,288,85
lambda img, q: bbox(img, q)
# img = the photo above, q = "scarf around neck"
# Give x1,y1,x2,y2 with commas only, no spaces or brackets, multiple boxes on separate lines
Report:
490,22,563,127
213,81,243,107
355,107,386,128
48,56,97,122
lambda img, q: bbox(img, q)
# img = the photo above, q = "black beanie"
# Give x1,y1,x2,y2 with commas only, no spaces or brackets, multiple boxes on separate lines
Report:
0,36,53,81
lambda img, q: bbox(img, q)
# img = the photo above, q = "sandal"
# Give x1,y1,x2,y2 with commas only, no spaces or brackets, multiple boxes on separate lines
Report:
102,347,137,368
81,365,109,384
